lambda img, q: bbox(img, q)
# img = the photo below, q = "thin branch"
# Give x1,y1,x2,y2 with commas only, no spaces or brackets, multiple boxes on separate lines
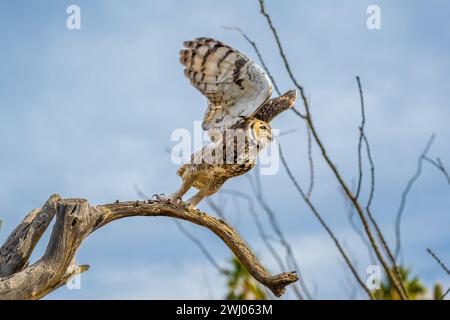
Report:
339,242,360,299
355,76,367,200
134,185,226,275
424,156,450,184
394,134,435,260
228,24,314,203
306,124,315,199
222,26,306,121
340,181,376,265
278,144,373,299
227,24,315,200
364,133,376,210
442,288,450,300
247,170,310,300
221,189,288,273
426,248,450,300
175,220,226,273
355,77,408,298
427,248,450,276
259,0,407,299
258,0,305,99
220,189,302,299
221,26,281,97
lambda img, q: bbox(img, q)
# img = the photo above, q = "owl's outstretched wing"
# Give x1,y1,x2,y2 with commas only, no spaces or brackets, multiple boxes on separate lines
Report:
180,37,272,131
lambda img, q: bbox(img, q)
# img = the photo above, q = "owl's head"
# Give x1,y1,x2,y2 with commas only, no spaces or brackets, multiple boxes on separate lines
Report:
250,119,272,149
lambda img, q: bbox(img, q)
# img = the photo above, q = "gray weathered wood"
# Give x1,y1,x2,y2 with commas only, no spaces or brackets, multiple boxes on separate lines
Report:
0,194,60,278
0,195,298,300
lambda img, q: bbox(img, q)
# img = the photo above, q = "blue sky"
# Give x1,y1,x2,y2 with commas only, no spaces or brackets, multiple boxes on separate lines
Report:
0,1,449,299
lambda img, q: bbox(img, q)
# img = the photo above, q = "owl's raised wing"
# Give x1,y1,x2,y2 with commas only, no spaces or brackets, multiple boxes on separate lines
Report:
180,37,272,131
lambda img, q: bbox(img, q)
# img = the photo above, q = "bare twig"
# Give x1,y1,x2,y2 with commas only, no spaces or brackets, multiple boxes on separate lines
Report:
206,198,227,221
394,134,435,260
355,77,408,298
175,220,226,273
355,76,367,200
306,124,315,199
259,0,406,299
339,242,360,299
340,181,376,264
278,145,373,299
222,25,306,118
363,133,376,210
227,24,315,205
247,169,311,300
221,26,281,96
442,288,450,300
427,248,450,300
134,185,226,274
424,156,450,184
221,189,287,273
427,248,450,276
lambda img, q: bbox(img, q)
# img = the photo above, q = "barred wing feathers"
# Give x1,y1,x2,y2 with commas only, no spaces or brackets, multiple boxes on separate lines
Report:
179,37,272,131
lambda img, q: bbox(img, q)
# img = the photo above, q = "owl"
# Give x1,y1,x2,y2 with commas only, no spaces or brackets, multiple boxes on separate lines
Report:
168,37,294,208
171,117,272,208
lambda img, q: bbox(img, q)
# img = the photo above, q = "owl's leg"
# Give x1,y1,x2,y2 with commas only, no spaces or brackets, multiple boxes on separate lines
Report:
169,175,195,203
186,190,208,209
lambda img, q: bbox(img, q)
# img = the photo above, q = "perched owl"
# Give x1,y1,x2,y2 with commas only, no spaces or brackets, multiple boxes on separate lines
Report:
171,117,272,208
168,37,296,208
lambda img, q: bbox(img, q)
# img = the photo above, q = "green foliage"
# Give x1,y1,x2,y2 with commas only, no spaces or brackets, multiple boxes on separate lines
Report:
223,256,267,300
433,283,443,300
378,267,427,300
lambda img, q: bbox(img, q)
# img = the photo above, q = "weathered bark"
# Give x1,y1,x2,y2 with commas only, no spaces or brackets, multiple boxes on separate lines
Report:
0,194,60,278
0,195,298,300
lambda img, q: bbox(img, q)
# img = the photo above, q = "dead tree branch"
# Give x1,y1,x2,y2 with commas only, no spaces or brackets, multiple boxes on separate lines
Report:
355,76,367,200
355,77,408,298
0,195,298,299
247,170,311,300
394,134,435,260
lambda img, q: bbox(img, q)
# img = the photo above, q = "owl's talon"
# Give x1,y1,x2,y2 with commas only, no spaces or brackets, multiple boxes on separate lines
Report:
181,202,191,210
173,197,184,205
152,193,167,202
